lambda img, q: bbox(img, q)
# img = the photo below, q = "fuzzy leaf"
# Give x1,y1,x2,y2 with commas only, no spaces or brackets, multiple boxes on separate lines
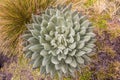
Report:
82,47,92,53
40,66,46,74
76,51,86,56
30,30,40,39
69,50,76,56
33,56,42,69
31,52,39,60
78,42,85,49
47,21,55,31
70,59,77,68
76,57,84,64
40,50,48,56
29,44,42,52
69,42,76,49
25,51,33,58
65,56,72,64
83,36,91,42
51,56,59,64
28,37,39,44
55,64,61,70
21,34,32,40
45,34,52,41
42,57,50,66
64,48,69,55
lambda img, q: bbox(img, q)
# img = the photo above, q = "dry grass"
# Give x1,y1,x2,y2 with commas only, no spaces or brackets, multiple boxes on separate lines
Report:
0,0,55,56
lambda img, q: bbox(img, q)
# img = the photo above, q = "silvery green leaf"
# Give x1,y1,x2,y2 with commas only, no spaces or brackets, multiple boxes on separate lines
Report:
64,48,69,55
50,9,56,16
81,20,89,28
29,44,42,52
63,4,72,13
65,56,72,64
39,36,46,43
73,13,79,22
31,52,39,60
74,22,80,32
76,57,84,64
47,21,55,31
50,69,55,78
40,66,46,74
33,24,41,30
58,71,62,80
30,30,40,39
88,26,94,31
51,56,59,64
42,57,50,66
45,9,50,15
78,42,85,49
69,42,76,49
43,14,50,21
56,9,61,16
82,47,92,53
33,56,42,69
40,50,47,56
80,28,86,35
66,18,73,27
58,44,65,50
87,32,96,38
83,36,91,42
87,44,95,48
21,34,32,40
82,55,91,62
50,50,57,56
50,15,57,23
46,64,50,73
69,27,75,36
57,17,65,26
36,16,42,24
25,51,33,58
72,10,77,17
65,11,71,20
41,27,47,34
76,32,80,41
56,49,62,55
76,51,86,56
69,50,76,56
32,15,42,24
69,67,74,73
41,20,48,27
89,39,96,43
68,36,74,43
45,34,52,41
23,44,32,52
61,65,67,73
28,37,39,44
79,15,87,23
55,64,61,70
87,52,96,56
70,59,77,68
58,53,66,61
49,31,54,36
42,43,51,50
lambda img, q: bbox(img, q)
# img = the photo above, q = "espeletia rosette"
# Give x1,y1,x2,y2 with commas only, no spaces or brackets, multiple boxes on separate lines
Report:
22,4,96,79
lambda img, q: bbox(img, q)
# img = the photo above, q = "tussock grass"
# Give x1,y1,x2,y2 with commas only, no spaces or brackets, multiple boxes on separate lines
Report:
0,0,55,56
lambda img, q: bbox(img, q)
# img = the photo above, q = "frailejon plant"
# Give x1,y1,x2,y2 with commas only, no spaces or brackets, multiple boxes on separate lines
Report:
22,4,96,79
